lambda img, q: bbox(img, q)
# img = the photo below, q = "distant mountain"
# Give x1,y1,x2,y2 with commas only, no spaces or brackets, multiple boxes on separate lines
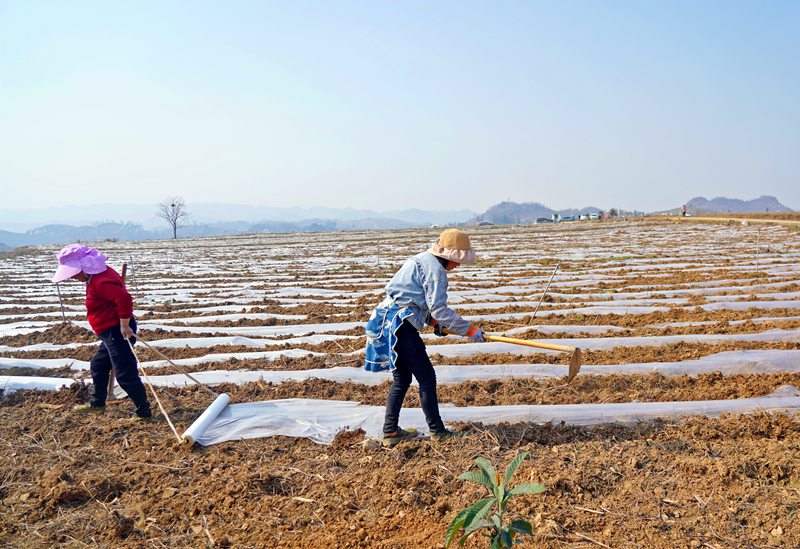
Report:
469,201,603,225
0,203,475,232
685,195,792,214
0,217,421,249
0,203,476,248
382,208,474,226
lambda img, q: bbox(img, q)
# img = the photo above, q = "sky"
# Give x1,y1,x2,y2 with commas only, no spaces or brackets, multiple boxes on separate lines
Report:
1,1,798,214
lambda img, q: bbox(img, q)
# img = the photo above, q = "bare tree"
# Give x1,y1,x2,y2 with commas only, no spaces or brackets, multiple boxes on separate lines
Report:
156,196,189,239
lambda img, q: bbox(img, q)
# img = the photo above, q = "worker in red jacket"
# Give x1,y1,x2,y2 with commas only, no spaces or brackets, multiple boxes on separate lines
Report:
52,244,151,421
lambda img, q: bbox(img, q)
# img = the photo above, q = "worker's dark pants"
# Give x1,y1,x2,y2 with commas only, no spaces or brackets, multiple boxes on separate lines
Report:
89,318,151,418
383,321,446,434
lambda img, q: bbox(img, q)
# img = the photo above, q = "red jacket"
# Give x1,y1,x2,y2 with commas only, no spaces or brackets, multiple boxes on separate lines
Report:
85,267,133,335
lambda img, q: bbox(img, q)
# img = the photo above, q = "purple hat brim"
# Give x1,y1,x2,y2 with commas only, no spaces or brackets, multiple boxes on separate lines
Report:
52,264,82,283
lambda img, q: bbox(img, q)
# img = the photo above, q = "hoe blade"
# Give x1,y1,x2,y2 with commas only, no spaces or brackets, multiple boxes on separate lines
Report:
567,348,582,382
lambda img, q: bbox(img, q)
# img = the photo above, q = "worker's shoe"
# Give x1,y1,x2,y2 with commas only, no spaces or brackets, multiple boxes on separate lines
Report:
430,429,464,443
382,428,418,447
73,403,105,414
120,414,152,424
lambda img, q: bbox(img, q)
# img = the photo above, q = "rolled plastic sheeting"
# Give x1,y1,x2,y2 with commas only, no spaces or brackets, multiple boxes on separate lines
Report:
0,376,75,394
181,393,230,447
195,386,800,446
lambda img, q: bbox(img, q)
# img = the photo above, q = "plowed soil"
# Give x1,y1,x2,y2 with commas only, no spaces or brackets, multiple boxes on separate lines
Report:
2,220,800,547
1,387,798,548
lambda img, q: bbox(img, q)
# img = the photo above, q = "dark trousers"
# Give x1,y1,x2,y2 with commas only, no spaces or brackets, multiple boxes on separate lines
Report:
89,318,151,417
383,321,446,434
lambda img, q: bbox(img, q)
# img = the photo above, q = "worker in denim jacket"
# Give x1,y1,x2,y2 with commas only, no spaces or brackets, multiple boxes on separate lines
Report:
364,229,485,446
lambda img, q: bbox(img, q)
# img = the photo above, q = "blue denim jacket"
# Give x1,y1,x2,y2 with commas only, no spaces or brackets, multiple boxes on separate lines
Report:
382,251,472,336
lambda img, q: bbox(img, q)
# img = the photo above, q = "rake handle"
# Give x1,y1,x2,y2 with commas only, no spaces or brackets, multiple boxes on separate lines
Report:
484,334,575,353
441,328,575,353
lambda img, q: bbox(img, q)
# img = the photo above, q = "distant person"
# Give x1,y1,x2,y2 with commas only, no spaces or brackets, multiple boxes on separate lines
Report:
52,244,152,421
364,229,485,446
681,205,687,217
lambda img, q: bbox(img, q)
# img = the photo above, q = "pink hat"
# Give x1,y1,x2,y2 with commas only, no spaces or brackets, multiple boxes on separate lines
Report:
52,244,108,283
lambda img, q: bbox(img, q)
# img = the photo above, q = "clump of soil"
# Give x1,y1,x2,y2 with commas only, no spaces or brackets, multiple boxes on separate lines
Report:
332,428,365,448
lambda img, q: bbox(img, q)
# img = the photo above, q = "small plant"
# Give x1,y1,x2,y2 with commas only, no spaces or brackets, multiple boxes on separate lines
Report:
445,452,545,548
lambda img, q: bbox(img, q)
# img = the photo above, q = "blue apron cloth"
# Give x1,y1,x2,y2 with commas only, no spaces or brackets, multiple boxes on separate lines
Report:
363,303,414,372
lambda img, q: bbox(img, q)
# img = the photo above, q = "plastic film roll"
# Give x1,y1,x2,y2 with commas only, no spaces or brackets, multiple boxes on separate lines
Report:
181,393,230,447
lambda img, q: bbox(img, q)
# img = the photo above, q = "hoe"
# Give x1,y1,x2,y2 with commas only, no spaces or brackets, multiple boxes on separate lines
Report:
443,328,582,382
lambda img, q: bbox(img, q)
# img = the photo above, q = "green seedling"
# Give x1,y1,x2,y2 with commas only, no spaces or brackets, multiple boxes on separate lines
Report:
445,452,545,548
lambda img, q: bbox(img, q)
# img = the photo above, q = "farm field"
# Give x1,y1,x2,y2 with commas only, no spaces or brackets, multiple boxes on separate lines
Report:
2,219,800,547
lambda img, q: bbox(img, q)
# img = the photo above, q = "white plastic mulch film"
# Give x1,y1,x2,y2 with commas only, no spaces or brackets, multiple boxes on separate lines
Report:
113,350,800,391
0,376,74,394
192,386,800,446
11,349,800,398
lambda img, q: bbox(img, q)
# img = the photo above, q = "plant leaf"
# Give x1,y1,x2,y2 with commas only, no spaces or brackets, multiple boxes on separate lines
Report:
458,470,494,490
444,508,469,547
507,482,547,496
508,520,533,536
503,451,529,485
500,529,514,548
462,520,490,536
462,498,496,531
474,457,497,484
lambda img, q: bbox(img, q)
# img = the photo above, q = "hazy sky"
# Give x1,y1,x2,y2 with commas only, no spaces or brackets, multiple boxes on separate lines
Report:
1,1,798,213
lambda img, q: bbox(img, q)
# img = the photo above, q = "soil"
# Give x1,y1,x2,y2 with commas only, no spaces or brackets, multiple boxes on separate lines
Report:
0,323,97,346
705,212,800,222
1,387,798,548
2,220,800,547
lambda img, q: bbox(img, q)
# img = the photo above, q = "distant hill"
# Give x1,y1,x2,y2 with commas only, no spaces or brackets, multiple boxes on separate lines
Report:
0,217,423,249
0,203,475,232
685,195,792,214
0,204,477,249
469,201,604,225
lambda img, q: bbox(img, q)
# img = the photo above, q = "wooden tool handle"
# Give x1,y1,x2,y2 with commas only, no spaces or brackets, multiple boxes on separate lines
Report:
441,328,575,353
484,334,575,352
121,263,128,282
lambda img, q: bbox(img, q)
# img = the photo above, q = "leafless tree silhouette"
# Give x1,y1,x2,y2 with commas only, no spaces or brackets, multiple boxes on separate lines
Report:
156,196,189,239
